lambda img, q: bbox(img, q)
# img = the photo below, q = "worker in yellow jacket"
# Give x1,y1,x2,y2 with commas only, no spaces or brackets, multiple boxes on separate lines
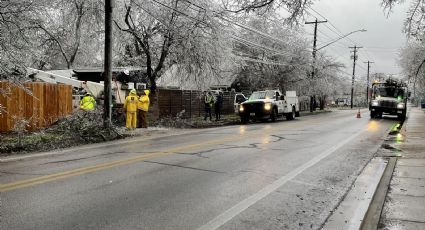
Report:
80,92,96,111
123,89,138,129
137,89,150,128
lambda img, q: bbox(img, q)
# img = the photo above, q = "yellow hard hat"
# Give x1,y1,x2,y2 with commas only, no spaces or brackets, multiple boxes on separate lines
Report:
130,89,136,95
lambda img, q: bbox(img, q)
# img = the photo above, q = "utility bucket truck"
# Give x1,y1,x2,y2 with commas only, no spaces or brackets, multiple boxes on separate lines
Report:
238,90,300,124
369,79,408,120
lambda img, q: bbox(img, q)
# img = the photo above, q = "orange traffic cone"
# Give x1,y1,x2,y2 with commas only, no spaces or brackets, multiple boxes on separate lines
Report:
356,109,361,118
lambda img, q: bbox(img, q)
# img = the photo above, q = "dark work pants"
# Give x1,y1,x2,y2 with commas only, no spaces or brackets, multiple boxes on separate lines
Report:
215,105,221,121
204,107,212,120
137,110,148,128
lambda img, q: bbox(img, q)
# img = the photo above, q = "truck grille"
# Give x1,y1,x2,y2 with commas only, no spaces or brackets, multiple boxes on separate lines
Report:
243,103,263,111
379,101,397,108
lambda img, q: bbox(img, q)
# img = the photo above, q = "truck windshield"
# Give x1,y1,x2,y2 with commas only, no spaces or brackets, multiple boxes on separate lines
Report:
374,86,405,98
249,91,275,100
249,92,267,100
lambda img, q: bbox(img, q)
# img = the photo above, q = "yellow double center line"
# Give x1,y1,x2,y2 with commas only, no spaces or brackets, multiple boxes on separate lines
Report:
0,136,247,193
0,117,323,193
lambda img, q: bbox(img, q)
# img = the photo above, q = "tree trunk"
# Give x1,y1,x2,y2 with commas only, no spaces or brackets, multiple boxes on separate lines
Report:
310,95,316,112
319,95,326,110
149,88,160,121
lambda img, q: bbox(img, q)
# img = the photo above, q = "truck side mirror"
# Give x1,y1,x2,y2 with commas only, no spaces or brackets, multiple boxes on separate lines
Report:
280,95,285,100
236,95,246,104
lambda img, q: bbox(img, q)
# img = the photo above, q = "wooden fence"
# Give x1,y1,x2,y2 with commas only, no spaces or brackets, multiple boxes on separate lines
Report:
158,89,236,119
0,82,73,132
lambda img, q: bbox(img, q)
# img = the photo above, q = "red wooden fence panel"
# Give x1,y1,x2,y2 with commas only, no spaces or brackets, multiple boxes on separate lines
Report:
0,82,72,132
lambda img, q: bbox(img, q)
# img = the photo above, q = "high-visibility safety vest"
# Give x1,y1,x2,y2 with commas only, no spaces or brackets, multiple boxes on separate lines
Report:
80,95,96,111
124,92,139,112
205,95,214,108
138,90,150,112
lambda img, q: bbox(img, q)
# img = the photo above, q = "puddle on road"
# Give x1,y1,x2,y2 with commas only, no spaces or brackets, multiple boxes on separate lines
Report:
376,121,404,158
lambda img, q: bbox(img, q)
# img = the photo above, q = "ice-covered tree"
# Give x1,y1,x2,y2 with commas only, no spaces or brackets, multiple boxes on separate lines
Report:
31,0,104,69
231,13,311,92
114,0,233,92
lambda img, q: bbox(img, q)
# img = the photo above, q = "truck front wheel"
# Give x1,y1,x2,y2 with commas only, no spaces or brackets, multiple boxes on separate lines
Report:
397,110,406,121
270,108,278,122
370,110,382,119
241,115,249,124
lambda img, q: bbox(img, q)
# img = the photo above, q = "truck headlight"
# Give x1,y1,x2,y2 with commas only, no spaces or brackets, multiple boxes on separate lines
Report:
397,103,405,109
371,100,379,106
264,103,272,111
239,105,244,112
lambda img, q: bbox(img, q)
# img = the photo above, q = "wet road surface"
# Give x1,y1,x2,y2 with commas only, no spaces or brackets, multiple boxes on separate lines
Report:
0,110,398,229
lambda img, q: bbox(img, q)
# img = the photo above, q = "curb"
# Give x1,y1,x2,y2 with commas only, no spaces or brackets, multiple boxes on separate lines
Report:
360,157,397,230
360,108,410,229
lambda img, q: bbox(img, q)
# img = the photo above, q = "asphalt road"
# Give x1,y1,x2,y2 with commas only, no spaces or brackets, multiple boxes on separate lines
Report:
0,110,398,230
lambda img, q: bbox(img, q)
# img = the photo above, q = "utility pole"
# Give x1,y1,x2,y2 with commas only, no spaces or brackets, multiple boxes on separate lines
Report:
306,19,327,112
364,61,374,105
349,45,362,109
103,0,113,127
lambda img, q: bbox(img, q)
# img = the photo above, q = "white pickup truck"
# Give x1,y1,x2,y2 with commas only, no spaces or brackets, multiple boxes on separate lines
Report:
238,90,300,124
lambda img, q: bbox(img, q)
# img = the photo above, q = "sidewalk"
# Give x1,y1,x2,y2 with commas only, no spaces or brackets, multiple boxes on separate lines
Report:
379,107,425,229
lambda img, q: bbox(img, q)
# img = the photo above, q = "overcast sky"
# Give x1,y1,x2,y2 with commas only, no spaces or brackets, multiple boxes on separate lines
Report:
305,0,409,82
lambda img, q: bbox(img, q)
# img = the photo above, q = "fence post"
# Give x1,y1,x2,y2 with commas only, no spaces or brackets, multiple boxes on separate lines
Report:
229,92,232,114
181,90,183,117
169,91,172,116
189,90,192,118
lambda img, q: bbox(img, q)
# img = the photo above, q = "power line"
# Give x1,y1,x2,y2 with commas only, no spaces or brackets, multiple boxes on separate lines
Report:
236,56,298,66
307,8,357,44
180,0,295,46
145,0,317,70
231,35,301,57
305,9,344,38
146,0,307,59
306,7,378,78
307,7,376,64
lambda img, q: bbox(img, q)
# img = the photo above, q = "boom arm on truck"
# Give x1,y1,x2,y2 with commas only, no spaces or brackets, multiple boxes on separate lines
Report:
27,67,104,98
27,68,128,106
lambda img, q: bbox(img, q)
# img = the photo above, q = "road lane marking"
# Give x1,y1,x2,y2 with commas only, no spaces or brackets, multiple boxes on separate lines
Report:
0,120,314,193
0,138,239,192
197,128,365,230
0,114,360,193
